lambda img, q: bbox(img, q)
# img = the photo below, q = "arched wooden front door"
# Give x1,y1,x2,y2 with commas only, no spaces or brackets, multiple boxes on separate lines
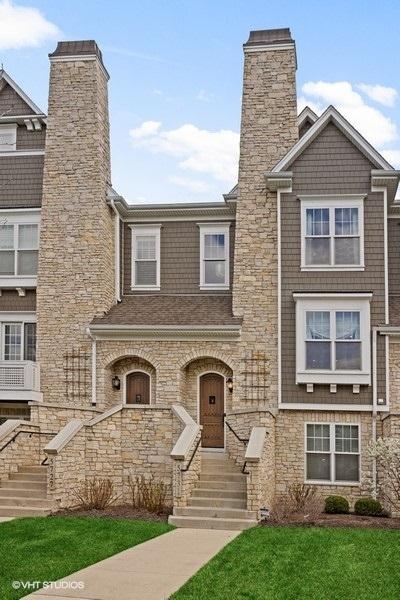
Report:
199,373,225,448
126,371,150,405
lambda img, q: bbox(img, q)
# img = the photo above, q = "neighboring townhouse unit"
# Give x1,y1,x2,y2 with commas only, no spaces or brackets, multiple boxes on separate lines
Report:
0,29,399,528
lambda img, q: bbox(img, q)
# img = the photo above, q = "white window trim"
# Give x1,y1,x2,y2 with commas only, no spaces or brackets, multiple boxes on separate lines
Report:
199,223,230,290
130,224,161,291
300,196,365,271
0,124,17,152
294,294,371,385
304,422,361,486
0,314,37,362
0,211,40,287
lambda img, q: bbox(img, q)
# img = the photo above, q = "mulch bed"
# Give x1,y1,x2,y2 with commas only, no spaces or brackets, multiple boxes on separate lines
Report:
53,505,172,522
262,512,400,530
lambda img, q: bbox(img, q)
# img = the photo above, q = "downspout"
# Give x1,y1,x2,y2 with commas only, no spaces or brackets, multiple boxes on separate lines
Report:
372,326,378,499
87,328,97,406
109,199,121,303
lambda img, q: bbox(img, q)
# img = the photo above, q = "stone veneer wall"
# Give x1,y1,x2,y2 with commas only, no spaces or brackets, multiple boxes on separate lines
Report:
47,406,177,508
275,411,379,506
233,36,298,411
37,49,115,406
0,422,41,482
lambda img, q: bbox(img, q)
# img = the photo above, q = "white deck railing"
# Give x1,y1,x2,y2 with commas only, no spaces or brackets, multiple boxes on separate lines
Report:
0,361,40,391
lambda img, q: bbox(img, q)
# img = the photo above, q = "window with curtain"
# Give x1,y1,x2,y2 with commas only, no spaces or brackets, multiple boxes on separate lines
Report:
302,200,363,269
306,423,360,483
0,223,39,276
305,310,361,371
200,225,230,288
131,226,160,289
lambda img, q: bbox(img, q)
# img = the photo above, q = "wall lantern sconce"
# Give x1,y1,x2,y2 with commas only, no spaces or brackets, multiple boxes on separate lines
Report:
112,376,121,390
226,377,233,393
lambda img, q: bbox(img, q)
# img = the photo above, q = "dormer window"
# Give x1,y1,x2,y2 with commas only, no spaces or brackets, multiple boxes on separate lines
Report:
199,223,230,290
0,124,17,151
300,197,364,271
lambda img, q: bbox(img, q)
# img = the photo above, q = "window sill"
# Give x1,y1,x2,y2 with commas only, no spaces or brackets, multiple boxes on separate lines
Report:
297,371,371,385
301,265,365,272
0,276,37,288
305,480,360,487
200,285,230,291
131,286,160,292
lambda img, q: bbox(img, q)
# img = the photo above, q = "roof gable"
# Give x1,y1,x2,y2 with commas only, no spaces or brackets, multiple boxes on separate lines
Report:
0,70,44,117
273,105,393,172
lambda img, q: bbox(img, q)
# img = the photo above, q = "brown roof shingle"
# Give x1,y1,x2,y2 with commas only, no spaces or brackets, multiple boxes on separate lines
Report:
91,295,242,327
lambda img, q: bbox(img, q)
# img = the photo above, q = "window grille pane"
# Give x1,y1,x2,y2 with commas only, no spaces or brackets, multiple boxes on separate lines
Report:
306,341,331,369
306,311,330,339
136,236,156,260
24,323,37,362
0,251,15,275
306,208,329,236
335,342,361,370
204,234,225,259
0,225,14,249
135,261,157,286
4,323,22,360
18,224,38,249
305,238,330,265
336,312,360,340
306,453,331,480
334,237,360,265
204,260,226,285
306,424,330,452
17,250,38,275
335,208,358,235
335,425,359,453
335,454,359,482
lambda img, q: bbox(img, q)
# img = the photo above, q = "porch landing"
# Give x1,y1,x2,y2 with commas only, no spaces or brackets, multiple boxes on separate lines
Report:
23,528,239,600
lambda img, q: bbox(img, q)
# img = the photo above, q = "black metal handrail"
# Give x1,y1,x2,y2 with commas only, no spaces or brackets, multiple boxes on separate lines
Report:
224,416,249,445
180,435,202,473
0,429,58,454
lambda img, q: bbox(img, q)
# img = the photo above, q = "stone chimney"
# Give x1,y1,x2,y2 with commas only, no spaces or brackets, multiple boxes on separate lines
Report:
37,40,115,405
233,29,298,408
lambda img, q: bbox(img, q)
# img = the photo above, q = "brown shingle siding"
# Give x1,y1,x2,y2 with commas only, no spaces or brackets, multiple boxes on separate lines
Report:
0,83,35,116
281,121,386,406
0,155,43,207
0,289,36,312
16,126,46,151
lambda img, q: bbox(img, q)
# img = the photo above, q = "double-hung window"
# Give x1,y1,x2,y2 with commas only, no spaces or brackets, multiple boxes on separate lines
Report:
199,224,230,289
0,124,17,152
301,197,364,270
295,294,371,385
1,321,36,361
305,423,360,484
131,225,161,290
0,221,39,280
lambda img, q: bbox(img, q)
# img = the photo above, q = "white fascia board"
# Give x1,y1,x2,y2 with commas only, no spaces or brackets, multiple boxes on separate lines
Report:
273,106,393,172
88,324,241,342
0,150,44,157
293,292,373,301
0,71,45,116
279,402,388,412
297,107,318,128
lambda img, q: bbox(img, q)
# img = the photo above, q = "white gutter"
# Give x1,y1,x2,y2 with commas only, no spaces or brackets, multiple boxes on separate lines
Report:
109,199,121,303
372,327,378,498
86,328,97,406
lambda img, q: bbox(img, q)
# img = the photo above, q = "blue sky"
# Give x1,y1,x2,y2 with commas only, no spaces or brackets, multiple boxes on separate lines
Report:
1,0,400,204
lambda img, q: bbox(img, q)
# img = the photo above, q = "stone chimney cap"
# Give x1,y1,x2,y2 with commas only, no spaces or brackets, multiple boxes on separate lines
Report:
244,28,294,47
49,40,103,61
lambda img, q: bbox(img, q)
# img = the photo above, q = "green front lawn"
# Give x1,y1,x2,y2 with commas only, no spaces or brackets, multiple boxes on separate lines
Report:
0,516,173,600
172,526,400,600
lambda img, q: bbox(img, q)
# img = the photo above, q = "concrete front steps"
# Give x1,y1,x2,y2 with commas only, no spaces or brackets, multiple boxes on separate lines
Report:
0,465,53,517
169,451,258,530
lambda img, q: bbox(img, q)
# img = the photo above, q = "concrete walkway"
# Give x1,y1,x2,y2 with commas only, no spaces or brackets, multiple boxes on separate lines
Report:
0,516,14,522
23,528,239,600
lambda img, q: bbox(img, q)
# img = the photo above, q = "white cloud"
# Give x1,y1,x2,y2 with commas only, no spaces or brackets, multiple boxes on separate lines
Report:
169,175,210,193
357,83,397,107
0,0,60,50
197,90,214,103
129,121,239,183
130,121,161,139
300,81,398,147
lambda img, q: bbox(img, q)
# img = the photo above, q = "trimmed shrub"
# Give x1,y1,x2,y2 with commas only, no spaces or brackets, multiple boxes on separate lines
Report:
325,495,350,514
354,497,384,517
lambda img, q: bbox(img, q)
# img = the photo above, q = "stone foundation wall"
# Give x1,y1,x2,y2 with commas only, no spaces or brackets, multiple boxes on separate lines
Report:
275,410,378,506
0,422,41,482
